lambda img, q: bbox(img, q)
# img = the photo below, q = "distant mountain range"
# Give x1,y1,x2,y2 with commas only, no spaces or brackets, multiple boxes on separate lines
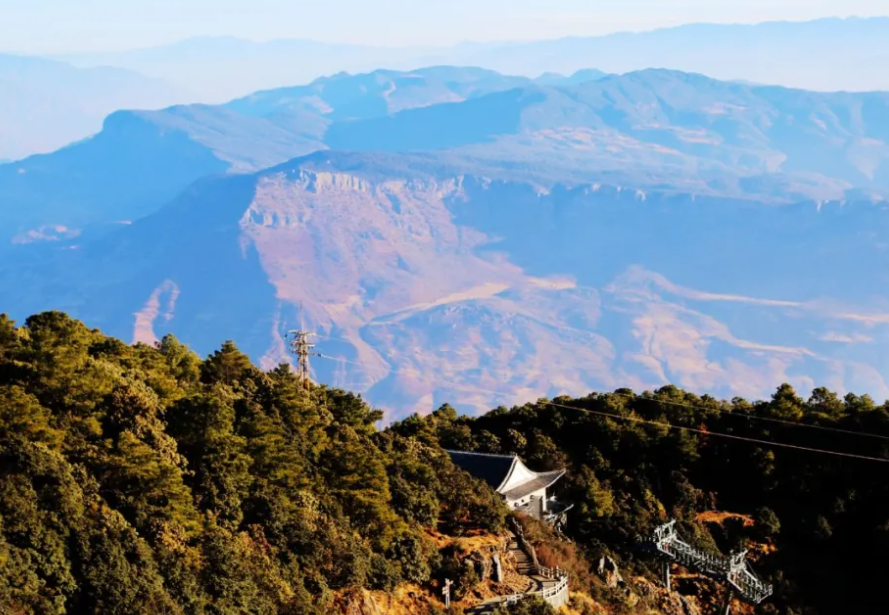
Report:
0,53,188,161
2,64,889,418
59,17,889,100
3,151,889,420
6,17,885,161
2,66,887,248
0,66,525,241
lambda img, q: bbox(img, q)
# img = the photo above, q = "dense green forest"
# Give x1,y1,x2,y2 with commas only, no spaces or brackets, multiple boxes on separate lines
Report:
0,312,507,614
394,384,889,614
2,312,888,615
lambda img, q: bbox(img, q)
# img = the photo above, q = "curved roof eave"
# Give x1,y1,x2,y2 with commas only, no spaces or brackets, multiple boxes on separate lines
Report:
494,456,520,493
501,469,567,502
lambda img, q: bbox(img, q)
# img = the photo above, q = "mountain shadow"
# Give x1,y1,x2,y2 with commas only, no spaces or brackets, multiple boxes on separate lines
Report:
325,87,546,151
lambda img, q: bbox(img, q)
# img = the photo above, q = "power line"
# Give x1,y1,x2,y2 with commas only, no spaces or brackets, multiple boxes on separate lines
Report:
312,353,889,464
538,398,889,464
605,391,889,442
314,352,889,442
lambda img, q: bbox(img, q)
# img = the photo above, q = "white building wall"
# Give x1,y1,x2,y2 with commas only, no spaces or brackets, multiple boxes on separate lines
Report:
506,487,548,511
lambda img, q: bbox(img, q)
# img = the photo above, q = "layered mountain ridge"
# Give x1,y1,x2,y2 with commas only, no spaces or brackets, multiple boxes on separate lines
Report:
4,148,889,419
60,17,889,98
3,66,889,249
0,52,187,161
4,66,889,418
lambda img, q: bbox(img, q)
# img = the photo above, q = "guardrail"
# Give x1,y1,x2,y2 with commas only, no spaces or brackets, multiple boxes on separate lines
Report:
500,566,570,609
651,520,772,605
485,521,571,611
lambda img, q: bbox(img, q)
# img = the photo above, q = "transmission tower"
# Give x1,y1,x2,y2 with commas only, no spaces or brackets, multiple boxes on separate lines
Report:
287,329,319,390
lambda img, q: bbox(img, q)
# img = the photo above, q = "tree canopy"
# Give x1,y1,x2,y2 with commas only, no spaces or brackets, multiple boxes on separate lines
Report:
0,312,506,614
2,312,888,615
395,384,889,614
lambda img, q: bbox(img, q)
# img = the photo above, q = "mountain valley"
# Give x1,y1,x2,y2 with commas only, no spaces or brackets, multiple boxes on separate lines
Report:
4,14,889,615
3,149,889,419
3,64,889,418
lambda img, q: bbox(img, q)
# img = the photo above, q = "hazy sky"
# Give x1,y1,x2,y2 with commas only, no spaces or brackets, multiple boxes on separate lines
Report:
1,0,887,54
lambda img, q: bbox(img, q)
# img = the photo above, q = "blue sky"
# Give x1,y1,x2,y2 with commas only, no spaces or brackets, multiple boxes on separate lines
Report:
1,0,887,53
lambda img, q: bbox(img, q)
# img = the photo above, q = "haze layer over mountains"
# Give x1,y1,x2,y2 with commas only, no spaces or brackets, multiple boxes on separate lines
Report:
2,17,889,419
0,54,185,161
3,17,889,162
62,17,889,100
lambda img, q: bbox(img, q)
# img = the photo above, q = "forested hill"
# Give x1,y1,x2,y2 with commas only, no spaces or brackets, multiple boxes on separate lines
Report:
2,312,889,615
395,385,889,614
0,312,508,614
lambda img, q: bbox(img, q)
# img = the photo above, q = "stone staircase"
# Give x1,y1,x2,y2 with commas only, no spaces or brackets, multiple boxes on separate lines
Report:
466,533,566,615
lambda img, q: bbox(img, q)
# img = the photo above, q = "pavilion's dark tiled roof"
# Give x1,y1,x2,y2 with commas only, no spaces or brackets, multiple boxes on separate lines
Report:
501,470,566,502
446,450,516,490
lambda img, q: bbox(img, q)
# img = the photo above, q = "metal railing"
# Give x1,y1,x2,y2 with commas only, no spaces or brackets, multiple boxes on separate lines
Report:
651,520,772,605
503,568,568,608
480,523,571,611
500,565,570,608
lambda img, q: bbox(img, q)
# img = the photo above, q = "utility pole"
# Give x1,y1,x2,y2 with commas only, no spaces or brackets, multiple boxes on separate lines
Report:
442,578,453,608
287,330,319,391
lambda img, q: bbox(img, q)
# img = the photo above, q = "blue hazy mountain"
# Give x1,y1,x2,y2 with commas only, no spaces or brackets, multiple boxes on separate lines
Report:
3,151,889,419
3,67,889,249
533,69,608,86
3,62,889,417
226,66,532,121
458,17,889,92
60,18,889,100
0,53,187,161
326,69,889,198
61,37,433,102
0,105,323,246
0,67,529,245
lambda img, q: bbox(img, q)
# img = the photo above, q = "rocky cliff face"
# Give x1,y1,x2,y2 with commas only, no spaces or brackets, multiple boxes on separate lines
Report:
236,168,604,414
4,153,889,419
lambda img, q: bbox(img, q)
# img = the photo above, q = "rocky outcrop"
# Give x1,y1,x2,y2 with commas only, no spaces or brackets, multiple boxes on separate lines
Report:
492,553,503,582
467,550,493,581
633,578,702,615
597,555,624,589
590,556,705,615
336,590,384,615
